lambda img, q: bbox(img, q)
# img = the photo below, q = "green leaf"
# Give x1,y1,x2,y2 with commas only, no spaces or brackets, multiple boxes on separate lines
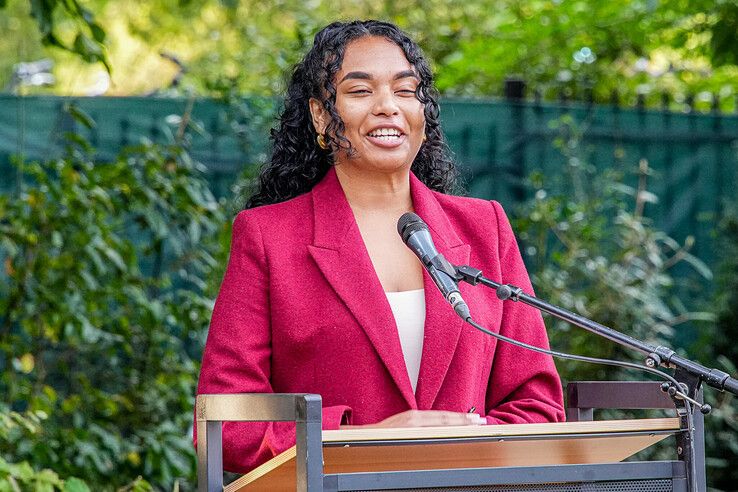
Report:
3,477,21,492
72,33,103,62
79,270,99,290
89,23,106,43
101,246,126,271
681,253,713,280
8,462,33,483
34,468,61,485
76,315,101,343
62,478,90,492
29,0,53,36
33,481,54,492
61,132,92,153
129,477,153,492
63,104,96,130
188,219,201,243
717,355,737,375
40,32,67,50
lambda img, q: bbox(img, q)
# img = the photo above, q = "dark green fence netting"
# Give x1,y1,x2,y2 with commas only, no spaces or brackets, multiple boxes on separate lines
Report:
1,95,737,270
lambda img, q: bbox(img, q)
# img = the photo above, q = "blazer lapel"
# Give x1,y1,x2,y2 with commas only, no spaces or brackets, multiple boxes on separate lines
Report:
307,168,417,409
409,173,471,409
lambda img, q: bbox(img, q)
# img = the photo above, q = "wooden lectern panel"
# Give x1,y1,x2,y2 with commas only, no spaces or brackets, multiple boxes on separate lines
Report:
226,418,680,492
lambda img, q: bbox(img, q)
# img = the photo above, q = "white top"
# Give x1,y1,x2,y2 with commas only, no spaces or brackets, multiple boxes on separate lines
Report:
385,289,426,394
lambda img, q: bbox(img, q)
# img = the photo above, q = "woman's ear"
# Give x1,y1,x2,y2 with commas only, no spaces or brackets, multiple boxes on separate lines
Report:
309,98,329,135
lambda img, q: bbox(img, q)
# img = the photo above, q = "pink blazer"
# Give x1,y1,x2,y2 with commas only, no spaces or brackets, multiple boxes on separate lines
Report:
196,167,565,472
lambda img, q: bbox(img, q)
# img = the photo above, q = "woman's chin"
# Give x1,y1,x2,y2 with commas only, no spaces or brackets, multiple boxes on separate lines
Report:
356,147,418,171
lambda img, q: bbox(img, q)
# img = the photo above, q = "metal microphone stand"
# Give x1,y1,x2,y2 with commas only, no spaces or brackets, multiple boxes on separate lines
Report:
453,264,738,492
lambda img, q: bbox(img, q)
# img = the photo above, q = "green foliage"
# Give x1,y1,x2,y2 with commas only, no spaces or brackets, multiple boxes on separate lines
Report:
0,104,228,490
512,116,713,382
1,0,109,72
2,0,738,103
178,0,738,104
695,199,738,488
0,407,93,491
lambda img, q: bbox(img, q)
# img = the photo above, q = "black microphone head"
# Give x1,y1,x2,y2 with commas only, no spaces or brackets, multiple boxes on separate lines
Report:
397,212,421,235
397,212,428,244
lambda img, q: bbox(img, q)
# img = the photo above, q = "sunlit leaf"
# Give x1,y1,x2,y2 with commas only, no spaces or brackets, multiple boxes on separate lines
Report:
34,468,61,486
101,246,126,271
9,462,34,482
62,478,91,492
636,190,659,204
681,253,713,280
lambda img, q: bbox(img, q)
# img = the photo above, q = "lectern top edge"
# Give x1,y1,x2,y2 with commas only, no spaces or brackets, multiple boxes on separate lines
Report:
321,417,680,443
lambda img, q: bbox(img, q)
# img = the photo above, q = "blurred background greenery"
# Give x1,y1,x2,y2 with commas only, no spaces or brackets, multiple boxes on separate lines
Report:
1,1,737,491
2,0,738,105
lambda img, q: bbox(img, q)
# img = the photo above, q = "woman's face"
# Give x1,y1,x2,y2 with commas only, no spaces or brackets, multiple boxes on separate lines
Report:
312,36,426,174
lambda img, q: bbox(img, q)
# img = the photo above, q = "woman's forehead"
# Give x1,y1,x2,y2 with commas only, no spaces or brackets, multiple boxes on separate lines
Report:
337,36,414,80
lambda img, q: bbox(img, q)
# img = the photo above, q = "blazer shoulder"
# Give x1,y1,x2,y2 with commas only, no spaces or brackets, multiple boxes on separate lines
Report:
234,192,313,229
432,191,505,219
430,192,517,247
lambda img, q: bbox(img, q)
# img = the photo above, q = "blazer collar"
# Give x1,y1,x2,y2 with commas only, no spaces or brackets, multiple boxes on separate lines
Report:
308,167,469,410
309,168,465,251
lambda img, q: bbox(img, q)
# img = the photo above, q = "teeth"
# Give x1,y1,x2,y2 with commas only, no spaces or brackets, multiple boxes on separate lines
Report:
369,128,401,137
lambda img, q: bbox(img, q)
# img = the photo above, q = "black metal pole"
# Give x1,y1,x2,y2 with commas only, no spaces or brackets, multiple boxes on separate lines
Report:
454,265,738,396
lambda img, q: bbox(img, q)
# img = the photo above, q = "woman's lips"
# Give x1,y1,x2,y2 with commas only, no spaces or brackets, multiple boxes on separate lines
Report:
365,133,406,148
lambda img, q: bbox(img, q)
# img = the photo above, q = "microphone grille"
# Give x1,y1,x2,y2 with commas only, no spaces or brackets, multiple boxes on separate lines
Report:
397,212,428,243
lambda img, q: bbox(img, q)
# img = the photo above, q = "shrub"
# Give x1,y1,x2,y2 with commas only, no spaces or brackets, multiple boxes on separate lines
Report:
697,201,738,489
0,105,228,490
512,116,713,384
0,407,96,491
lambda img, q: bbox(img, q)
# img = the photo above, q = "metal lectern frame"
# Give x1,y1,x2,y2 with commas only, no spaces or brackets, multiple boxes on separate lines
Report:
196,381,701,492
196,393,323,492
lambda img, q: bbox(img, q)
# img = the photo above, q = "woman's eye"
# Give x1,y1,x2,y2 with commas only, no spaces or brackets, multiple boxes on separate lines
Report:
347,89,371,94
396,89,416,95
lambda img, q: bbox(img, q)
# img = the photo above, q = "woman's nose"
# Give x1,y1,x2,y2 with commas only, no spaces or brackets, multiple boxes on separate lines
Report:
372,87,400,116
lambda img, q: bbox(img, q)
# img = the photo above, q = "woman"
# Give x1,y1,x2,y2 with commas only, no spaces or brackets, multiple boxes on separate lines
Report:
196,20,565,473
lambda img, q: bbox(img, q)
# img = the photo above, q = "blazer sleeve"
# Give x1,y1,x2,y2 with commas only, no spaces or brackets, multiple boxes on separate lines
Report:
195,211,352,473
484,201,566,424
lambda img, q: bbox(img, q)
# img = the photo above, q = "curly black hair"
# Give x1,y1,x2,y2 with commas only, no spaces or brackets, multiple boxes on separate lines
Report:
245,20,457,209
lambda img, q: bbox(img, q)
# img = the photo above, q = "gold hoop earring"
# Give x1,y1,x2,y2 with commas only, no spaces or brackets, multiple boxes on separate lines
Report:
317,134,328,150
422,134,427,142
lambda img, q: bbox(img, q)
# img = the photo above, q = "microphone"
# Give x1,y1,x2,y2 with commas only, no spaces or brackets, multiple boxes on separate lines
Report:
397,213,471,320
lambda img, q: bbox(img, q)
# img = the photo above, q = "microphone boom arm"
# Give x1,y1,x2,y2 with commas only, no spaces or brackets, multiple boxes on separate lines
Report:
454,264,738,397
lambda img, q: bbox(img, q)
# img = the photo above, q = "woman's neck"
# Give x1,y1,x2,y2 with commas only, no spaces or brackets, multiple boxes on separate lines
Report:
335,165,413,213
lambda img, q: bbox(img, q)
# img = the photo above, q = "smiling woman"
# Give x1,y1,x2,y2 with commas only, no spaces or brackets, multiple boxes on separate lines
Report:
195,20,565,474
245,20,456,209
311,37,426,174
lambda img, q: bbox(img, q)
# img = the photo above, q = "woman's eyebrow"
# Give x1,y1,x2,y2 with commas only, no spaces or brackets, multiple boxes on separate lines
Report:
393,69,418,80
339,71,371,83
339,69,418,84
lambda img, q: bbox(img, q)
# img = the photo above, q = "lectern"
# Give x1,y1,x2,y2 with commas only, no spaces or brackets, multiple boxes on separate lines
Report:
196,382,704,491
